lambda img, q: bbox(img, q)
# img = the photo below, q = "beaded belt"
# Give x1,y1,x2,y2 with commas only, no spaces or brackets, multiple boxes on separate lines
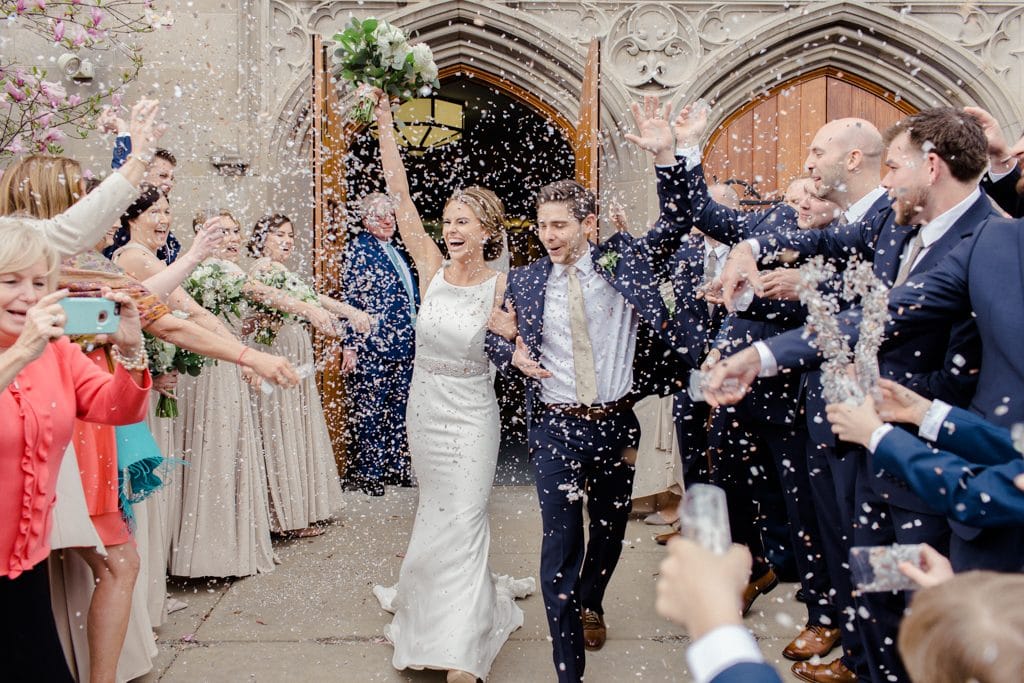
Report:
416,356,489,378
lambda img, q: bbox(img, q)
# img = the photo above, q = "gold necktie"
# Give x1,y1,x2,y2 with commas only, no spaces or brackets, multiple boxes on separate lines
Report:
567,266,598,406
894,232,925,287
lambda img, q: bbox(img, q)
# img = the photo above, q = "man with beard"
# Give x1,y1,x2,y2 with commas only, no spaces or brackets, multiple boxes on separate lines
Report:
708,107,1000,683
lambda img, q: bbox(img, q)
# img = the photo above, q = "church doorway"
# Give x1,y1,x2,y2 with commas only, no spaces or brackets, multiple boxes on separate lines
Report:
312,58,576,481
701,68,917,208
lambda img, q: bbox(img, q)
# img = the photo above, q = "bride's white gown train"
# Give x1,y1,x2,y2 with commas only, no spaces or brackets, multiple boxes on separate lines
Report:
374,267,534,680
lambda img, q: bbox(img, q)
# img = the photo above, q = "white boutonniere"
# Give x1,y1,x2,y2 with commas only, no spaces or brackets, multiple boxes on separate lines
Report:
596,249,620,276
659,280,677,319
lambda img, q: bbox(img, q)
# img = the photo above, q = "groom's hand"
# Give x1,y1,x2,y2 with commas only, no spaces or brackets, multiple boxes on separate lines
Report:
487,300,518,342
624,94,676,165
512,336,552,380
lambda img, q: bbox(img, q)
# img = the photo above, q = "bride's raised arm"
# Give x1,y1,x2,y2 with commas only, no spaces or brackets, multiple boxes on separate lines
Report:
373,94,443,293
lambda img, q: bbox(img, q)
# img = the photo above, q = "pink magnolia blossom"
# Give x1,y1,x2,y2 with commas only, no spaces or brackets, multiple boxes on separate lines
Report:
39,80,67,107
4,138,28,155
13,69,28,87
90,7,103,27
14,0,27,14
33,0,45,9
36,127,65,144
72,25,87,47
53,19,65,42
66,93,81,106
4,82,26,103
111,92,123,107
36,112,53,128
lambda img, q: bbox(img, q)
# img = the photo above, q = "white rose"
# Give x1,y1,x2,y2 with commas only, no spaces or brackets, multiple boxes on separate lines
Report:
410,43,438,82
373,21,411,71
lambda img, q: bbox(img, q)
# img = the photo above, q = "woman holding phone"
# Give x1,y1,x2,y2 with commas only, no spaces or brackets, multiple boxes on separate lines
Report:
0,217,151,682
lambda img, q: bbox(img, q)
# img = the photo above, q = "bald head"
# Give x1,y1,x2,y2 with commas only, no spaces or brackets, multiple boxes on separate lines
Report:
805,117,885,207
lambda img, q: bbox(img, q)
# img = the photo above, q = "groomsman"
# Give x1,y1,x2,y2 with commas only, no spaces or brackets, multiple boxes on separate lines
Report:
487,99,697,682
339,192,419,496
708,108,1013,683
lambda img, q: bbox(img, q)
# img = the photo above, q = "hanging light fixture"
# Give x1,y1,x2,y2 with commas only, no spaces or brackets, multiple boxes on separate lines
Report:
374,97,464,154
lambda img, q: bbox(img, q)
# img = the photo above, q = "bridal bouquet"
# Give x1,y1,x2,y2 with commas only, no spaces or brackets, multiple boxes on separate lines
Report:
249,268,321,345
331,17,440,124
796,257,891,404
183,261,247,322
144,328,209,418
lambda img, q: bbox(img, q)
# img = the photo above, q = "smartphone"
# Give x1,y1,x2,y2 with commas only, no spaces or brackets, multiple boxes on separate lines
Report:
849,544,924,594
59,297,121,335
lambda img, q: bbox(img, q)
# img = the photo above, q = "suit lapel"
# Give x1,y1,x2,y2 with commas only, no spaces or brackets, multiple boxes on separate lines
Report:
519,257,552,358
911,194,990,276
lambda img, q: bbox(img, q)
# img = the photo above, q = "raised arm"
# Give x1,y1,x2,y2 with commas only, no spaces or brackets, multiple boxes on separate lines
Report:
140,220,225,299
374,95,443,293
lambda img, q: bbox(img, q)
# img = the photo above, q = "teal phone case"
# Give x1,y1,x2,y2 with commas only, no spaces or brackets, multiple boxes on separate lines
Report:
59,297,121,335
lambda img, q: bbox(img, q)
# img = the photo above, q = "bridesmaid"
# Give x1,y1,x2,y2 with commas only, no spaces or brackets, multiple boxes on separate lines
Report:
171,211,342,576
247,214,370,537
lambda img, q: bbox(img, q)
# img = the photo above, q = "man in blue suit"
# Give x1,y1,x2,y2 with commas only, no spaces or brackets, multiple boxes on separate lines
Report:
486,97,697,683
710,108,998,683
339,192,419,496
825,379,1024,529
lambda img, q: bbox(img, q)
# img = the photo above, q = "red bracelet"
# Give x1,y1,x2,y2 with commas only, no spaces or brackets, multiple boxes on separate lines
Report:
237,347,250,365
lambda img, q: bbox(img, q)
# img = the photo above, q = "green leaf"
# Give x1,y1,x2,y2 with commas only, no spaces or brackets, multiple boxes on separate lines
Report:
362,18,378,33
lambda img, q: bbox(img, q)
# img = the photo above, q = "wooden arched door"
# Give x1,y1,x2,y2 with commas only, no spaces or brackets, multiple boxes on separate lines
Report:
703,68,917,205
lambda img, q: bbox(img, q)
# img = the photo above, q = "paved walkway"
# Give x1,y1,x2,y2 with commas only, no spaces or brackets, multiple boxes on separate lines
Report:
143,487,806,682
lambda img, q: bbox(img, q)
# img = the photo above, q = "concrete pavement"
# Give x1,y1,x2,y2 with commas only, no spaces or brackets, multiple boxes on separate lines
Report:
143,486,808,682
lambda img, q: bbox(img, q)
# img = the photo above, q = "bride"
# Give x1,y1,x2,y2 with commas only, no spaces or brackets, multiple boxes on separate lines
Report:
369,94,534,682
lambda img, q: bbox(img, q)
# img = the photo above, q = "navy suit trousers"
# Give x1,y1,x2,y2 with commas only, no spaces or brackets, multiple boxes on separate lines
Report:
805,440,867,676
530,409,640,683
347,357,413,484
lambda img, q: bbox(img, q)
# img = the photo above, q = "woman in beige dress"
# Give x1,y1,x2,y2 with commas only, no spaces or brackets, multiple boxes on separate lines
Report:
247,214,370,537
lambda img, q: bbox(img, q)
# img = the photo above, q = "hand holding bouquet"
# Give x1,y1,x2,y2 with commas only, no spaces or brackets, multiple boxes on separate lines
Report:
331,17,440,124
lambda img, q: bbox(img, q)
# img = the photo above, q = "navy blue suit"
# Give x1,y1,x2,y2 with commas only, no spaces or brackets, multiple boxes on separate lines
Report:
982,166,1023,218
486,164,694,683
757,193,995,683
710,662,784,683
682,162,839,631
763,214,1024,574
339,230,419,486
874,409,1024,531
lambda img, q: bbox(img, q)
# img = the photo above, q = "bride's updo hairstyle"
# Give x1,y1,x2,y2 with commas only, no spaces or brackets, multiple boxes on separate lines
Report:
445,186,506,262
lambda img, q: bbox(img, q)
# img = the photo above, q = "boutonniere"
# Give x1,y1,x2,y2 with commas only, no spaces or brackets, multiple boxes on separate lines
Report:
659,280,677,319
596,249,620,276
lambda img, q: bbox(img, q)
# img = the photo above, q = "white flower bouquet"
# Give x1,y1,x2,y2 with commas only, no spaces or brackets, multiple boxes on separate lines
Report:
249,268,321,346
183,261,247,322
143,333,209,418
331,17,440,124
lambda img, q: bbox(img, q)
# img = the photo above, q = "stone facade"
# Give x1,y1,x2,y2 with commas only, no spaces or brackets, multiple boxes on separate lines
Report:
6,1,1024,268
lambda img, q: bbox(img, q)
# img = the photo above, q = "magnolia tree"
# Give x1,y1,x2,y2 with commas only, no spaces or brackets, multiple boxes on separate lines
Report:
0,0,173,157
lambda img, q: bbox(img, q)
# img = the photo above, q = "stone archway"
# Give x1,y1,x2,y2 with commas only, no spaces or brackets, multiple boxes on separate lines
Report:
687,1,1022,145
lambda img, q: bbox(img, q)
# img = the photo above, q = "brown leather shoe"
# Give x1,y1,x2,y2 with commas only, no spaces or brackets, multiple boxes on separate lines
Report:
655,530,680,545
782,625,842,661
791,658,858,683
581,609,606,651
741,568,778,616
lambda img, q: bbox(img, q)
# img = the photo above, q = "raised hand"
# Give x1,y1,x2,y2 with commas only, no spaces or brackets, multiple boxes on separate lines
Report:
347,309,372,335
341,348,357,374
102,288,143,358
127,99,166,159
512,335,552,380
719,243,764,312
624,94,676,164
187,217,226,262
703,346,760,406
964,106,1015,172
656,538,751,638
875,378,931,426
672,101,709,149
608,199,629,234
97,106,127,135
487,300,518,342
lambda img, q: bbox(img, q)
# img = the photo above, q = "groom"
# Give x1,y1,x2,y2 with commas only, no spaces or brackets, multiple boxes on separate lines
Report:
487,116,697,681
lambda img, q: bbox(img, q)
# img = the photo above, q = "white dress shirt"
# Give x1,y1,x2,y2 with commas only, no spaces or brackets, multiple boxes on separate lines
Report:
539,251,638,405
754,188,978,378
687,625,767,683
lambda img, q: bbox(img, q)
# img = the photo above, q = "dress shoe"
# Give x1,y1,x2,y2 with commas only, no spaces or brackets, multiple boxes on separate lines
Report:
741,568,778,616
581,608,607,651
654,530,679,545
782,624,842,661
791,658,858,683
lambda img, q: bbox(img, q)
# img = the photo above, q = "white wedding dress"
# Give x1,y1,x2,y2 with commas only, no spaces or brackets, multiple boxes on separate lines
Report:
374,266,534,681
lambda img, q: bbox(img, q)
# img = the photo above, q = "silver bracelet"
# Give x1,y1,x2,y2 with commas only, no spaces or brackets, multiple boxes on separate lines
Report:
111,344,148,371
